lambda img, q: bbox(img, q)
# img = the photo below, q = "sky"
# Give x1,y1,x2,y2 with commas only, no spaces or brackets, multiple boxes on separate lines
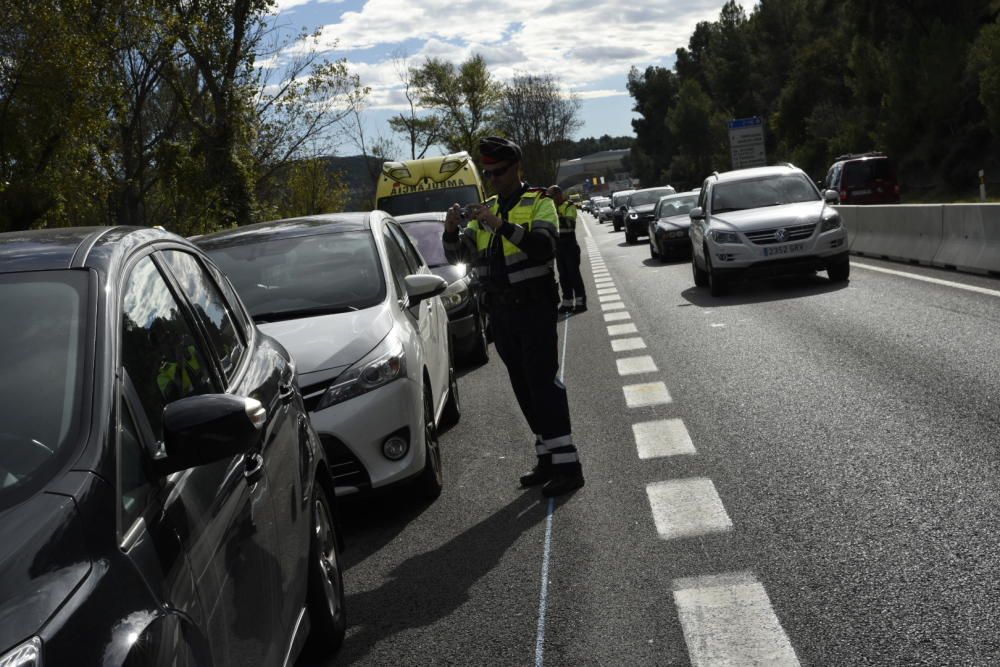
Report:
268,0,738,156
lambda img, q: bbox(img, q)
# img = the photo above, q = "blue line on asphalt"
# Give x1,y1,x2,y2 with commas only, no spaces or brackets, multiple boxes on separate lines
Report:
535,314,570,666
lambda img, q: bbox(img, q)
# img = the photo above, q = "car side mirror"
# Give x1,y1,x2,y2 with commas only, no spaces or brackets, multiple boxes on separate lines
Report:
159,394,266,474
822,189,839,204
689,207,705,221
404,274,448,305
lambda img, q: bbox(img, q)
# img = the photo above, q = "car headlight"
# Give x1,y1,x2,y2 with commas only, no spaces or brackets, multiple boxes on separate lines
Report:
316,334,406,410
440,278,470,310
710,230,740,244
0,638,42,667
627,212,638,219
820,211,842,232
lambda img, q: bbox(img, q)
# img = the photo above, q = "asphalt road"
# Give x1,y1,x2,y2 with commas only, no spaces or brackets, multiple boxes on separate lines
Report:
311,212,1000,666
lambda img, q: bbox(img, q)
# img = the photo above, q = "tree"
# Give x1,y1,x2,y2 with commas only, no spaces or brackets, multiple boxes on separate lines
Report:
271,157,349,218
410,54,502,157
387,52,442,160
971,17,1000,139
627,65,679,186
495,73,582,186
0,0,116,230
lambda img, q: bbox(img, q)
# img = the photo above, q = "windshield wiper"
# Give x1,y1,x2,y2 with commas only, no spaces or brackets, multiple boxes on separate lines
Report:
253,305,359,323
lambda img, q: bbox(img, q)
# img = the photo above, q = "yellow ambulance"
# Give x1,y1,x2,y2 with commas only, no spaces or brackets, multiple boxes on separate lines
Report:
375,151,486,216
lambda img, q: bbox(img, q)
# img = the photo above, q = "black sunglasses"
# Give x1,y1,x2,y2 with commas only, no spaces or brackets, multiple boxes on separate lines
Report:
482,163,513,179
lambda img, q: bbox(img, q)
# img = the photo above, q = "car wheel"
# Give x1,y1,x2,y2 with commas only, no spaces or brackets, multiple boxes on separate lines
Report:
415,385,443,500
828,260,850,283
692,251,708,287
303,486,346,659
649,237,660,260
466,310,490,366
613,220,621,231
440,361,461,429
625,229,637,244
706,250,728,296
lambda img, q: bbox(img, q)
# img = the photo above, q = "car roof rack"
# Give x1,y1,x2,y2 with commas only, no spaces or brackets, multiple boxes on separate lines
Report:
833,151,886,161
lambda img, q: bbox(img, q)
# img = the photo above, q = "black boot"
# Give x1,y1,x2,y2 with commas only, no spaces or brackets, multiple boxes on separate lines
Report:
520,454,552,487
542,463,585,497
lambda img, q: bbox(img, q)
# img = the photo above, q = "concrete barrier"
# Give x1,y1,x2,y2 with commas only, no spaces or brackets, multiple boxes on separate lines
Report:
840,203,1000,275
932,204,1000,275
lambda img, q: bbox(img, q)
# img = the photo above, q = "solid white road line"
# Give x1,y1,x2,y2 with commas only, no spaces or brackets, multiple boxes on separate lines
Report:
673,572,800,667
623,381,670,407
607,323,638,336
633,419,696,459
616,355,658,376
646,478,732,539
853,261,1000,298
604,312,632,323
601,301,626,311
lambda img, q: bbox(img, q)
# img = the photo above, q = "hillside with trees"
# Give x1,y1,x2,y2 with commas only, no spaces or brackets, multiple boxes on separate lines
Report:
628,0,1000,199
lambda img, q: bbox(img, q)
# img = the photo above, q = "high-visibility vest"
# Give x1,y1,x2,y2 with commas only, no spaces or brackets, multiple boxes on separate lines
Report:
465,188,558,285
556,200,577,236
157,345,203,398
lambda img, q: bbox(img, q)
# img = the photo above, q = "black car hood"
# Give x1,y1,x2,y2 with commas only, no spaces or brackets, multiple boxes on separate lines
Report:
0,491,91,649
430,264,466,284
655,213,692,230
631,204,657,215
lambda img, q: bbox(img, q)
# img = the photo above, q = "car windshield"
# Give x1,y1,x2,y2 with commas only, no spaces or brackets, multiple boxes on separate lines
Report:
843,159,896,186
377,186,480,216
629,188,673,207
711,174,818,213
400,220,447,267
612,192,633,206
0,271,89,508
206,231,386,323
657,194,698,218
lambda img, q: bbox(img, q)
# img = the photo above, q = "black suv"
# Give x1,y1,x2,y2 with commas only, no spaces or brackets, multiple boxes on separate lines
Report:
822,152,900,205
0,227,345,665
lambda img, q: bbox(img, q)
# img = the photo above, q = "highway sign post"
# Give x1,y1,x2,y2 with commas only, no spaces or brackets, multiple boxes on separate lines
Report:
728,117,767,170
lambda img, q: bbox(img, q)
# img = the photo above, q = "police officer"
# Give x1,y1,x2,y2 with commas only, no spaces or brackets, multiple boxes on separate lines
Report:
547,185,586,313
442,136,584,497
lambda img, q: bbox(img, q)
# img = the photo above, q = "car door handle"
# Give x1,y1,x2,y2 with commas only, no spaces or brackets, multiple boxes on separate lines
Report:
278,381,295,404
245,451,265,484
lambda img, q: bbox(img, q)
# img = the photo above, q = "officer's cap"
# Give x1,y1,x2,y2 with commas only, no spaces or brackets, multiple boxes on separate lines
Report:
479,136,522,165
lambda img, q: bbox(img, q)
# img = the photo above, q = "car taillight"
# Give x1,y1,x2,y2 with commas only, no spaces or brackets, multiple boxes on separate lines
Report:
893,184,900,195
840,190,848,201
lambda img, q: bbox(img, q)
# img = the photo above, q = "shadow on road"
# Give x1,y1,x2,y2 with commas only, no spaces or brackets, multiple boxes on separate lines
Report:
679,273,850,307
318,491,547,666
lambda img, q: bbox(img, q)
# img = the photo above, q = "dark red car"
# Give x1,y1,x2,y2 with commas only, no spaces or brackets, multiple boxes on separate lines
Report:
823,153,900,204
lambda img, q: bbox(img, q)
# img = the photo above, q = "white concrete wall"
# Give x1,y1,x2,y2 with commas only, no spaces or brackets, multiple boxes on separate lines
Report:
837,204,1000,275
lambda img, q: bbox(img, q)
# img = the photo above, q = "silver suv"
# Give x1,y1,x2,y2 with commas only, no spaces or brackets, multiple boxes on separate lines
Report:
689,165,849,296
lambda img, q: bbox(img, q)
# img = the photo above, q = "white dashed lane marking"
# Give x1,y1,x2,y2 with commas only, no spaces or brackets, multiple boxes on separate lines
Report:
613,336,648,353
673,572,800,666
604,311,631,322
633,419,696,459
597,288,619,296
607,323,638,336
598,294,621,303
622,380,670,406
646,478,732,539
601,302,626,312
616,355,658,376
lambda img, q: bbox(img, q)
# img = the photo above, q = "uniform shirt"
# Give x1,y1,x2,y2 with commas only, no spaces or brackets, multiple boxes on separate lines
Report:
556,200,578,238
442,183,558,292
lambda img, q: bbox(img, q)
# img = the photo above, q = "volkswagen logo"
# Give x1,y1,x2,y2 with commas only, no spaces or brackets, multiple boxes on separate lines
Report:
774,228,788,242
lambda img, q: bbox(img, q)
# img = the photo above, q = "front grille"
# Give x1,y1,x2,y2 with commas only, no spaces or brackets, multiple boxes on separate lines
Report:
745,223,816,245
319,435,371,490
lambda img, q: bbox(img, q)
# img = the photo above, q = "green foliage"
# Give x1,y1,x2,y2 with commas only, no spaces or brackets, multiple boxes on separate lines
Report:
0,0,365,233
627,0,1000,197
410,55,503,157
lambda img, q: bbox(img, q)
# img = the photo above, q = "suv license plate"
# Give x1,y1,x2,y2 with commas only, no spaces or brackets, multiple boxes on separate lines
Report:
764,243,804,257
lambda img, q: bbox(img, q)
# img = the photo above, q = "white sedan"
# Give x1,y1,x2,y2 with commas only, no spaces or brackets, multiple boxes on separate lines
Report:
197,212,459,499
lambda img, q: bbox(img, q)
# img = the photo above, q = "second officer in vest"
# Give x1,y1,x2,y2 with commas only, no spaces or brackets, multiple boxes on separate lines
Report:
547,185,587,313
442,136,585,497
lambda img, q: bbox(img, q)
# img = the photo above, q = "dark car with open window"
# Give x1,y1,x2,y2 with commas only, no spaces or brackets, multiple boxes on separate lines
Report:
0,226,345,666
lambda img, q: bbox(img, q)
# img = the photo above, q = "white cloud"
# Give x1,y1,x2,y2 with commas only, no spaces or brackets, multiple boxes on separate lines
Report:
273,1,744,113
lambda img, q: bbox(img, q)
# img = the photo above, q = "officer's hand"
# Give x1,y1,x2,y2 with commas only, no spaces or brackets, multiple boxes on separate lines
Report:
444,203,462,232
475,206,502,231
